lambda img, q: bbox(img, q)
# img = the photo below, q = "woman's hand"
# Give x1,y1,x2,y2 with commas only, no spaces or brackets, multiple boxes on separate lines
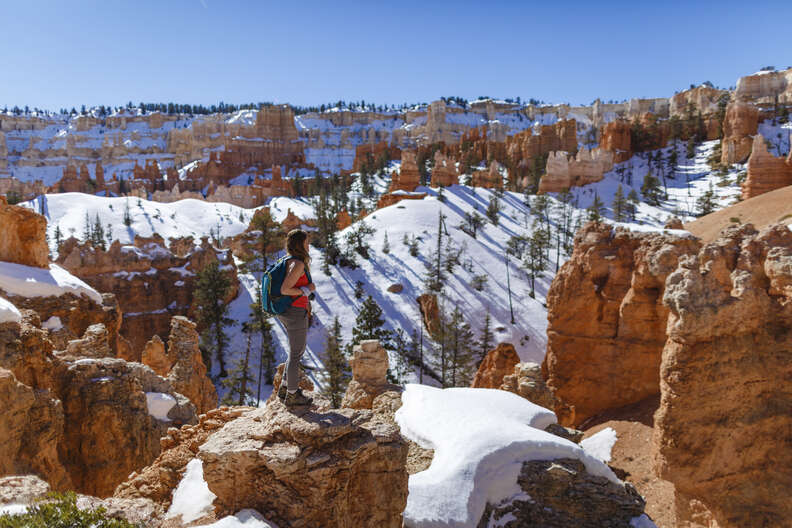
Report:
308,283,316,292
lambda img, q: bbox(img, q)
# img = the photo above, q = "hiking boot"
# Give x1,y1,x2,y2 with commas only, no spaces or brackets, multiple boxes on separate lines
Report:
277,385,287,401
284,388,313,407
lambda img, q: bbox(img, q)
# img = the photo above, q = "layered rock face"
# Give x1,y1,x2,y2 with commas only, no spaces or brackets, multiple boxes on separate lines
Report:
341,339,399,409
599,120,632,162
669,85,729,117
390,150,421,192
114,406,249,507
471,342,520,389
431,150,459,187
0,312,197,497
198,401,409,528
654,224,792,527
0,197,49,268
735,67,792,105
720,101,760,165
543,222,700,427
141,316,218,414
538,148,615,193
740,133,792,199
56,354,196,497
351,140,401,173
57,234,238,353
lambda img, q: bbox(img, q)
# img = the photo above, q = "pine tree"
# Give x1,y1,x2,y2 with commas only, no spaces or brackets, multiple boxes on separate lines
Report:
221,325,255,405
445,305,476,386
53,225,63,252
612,184,627,222
123,199,132,226
463,211,484,238
641,170,662,206
627,189,640,221
388,328,413,384
696,181,717,217
424,212,446,292
686,137,696,159
83,212,91,241
348,295,393,355
587,192,606,223
91,214,106,250
525,219,549,298
344,220,375,258
354,280,365,299
194,261,234,378
248,208,283,272
477,311,494,366
322,316,349,408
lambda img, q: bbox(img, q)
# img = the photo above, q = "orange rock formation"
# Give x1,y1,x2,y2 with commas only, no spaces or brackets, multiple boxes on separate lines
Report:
740,134,792,199
721,101,760,164
542,222,700,427
471,342,520,388
654,224,792,527
0,197,49,268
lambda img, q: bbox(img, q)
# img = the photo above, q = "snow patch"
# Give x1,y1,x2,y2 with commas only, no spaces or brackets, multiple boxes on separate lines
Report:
41,315,63,331
145,392,176,422
0,262,102,304
394,384,620,527
580,426,618,463
166,458,217,523
0,296,22,324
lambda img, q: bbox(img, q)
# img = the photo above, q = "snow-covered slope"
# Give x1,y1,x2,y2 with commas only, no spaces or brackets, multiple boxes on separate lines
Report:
17,134,746,401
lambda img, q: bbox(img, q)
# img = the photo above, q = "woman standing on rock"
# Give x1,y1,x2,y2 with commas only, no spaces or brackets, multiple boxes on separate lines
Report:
276,229,315,407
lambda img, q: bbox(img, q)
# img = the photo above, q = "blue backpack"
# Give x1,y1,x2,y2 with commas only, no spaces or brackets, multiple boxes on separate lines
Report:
261,256,312,316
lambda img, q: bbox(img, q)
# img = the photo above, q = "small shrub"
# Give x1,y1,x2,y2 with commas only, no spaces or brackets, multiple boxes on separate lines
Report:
0,492,140,527
729,217,741,224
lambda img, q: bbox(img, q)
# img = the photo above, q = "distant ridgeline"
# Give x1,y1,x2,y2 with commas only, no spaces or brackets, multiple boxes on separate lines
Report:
0,68,790,208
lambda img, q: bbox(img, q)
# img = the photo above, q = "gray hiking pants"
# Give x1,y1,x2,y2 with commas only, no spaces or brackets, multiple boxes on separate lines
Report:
277,305,308,392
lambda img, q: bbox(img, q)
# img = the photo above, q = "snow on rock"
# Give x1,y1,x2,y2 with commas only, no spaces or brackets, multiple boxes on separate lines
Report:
0,296,22,324
41,315,62,331
0,261,102,303
580,427,618,463
165,458,217,523
204,509,279,528
394,384,620,527
145,392,177,422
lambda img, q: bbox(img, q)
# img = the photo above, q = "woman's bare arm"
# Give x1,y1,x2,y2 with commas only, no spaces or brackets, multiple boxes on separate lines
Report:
280,260,305,296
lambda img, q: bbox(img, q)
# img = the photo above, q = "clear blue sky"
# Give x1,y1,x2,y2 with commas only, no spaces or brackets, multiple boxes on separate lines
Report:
2,0,790,111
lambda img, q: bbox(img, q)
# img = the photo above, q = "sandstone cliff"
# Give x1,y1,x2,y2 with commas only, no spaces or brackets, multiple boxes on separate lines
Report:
721,101,760,165
740,133,792,199
654,223,792,527
0,197,49,268
539,148,615,193
543,222,700,427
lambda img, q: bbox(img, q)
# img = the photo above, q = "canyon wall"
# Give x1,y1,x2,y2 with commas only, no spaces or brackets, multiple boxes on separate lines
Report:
542,222,700,427
655,224,792,527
